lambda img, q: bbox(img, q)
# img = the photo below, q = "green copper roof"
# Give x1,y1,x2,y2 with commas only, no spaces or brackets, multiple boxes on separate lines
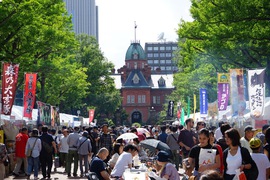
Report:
125,42,146,60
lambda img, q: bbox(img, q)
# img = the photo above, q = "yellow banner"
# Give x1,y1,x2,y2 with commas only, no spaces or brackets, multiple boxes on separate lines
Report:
193,94,196,119
217,73,230,83
0,130,4,144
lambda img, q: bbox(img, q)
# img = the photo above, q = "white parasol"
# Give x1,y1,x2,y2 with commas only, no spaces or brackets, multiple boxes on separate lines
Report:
116,132,138,140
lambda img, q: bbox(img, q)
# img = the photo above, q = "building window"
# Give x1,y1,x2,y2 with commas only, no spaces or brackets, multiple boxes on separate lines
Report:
154,60,159,64
158,77,165,86
153,96,160,104
166,60,172,64
160,46,165,50
138,95,141,103
160,53,165,57
127,63,130,68
127,95,130,103
142,63,144,68
160,60,165,64
127,95,135,104
153,46,158,50
153,96,156,104
133,53,138,59
132,73,140,84
134,62,137,69
138,95,146,103
147,46,153,50
154,53,159,57
166,53,171,57
160,66,165,70
166,46,171,50
147,53,153,57
172,46,177,50
151,67,154,70
157,96,161,104
148,60,153,64
142,95,146,103
166,66,172,70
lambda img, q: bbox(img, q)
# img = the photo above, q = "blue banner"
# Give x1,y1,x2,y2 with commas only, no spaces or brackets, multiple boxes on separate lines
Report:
200,88,208,115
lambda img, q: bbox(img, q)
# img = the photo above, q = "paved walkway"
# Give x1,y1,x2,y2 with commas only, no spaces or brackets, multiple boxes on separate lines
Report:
4,165,186,180
4,166,88,180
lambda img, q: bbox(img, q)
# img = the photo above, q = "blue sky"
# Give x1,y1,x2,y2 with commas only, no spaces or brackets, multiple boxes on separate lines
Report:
96,0,193,70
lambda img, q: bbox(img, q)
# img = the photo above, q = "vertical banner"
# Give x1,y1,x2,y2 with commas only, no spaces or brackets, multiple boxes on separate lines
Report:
1,62,19,115
55,107,60,126
208,101,218,117
230,69,247,117
51,106,55,127
0,130,3,143
200,88,208,117
177,102,181,119
89,109,95,123
243,73,249,101
167,101,174,117
193,94,196,120
37,101,46,125
248,68,265,119
181,108,185,125
44,104,51,126
217,73,230,111
23,73,37,118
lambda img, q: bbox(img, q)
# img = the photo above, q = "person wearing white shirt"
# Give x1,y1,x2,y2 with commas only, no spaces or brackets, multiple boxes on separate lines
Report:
250,137,270,180
25,129,42,180
110,144,138,178
108,143,124,169
59,129,69,171
240,125,256,153
214,121,224,140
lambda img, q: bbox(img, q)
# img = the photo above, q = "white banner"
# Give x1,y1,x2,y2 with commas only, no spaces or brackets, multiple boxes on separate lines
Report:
248,68,266,119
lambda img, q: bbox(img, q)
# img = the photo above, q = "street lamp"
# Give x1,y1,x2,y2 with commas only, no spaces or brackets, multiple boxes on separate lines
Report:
77,110,80,117
149,106,156,124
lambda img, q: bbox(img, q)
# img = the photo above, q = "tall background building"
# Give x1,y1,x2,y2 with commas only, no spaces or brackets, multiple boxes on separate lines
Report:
63,0,99,41
144,42,178,74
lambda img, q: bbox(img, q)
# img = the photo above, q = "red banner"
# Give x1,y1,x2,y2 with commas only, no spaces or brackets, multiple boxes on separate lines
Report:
1,63,19,115
89,109,95,123
23,73,37,118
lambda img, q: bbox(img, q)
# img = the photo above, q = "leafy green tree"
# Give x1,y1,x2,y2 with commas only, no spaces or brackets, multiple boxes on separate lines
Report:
75,34,122,117
40,56,89,113
0,0,89,113
176,0,270,98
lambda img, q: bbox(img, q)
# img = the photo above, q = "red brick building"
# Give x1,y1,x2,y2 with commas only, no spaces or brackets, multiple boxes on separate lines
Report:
111,41,175,125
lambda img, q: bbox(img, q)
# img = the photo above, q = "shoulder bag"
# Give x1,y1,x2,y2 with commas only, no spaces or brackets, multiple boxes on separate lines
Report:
240,147,258,180
77,138,88,150
27,138,38,157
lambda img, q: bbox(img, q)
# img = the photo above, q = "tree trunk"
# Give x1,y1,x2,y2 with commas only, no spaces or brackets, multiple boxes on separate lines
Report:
40,72,46,101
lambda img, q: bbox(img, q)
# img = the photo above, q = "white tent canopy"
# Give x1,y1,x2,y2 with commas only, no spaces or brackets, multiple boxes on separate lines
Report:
0,105,93,126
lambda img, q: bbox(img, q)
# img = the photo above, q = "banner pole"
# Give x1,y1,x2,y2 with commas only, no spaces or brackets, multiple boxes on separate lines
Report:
22,72,26,123
0,62,3,126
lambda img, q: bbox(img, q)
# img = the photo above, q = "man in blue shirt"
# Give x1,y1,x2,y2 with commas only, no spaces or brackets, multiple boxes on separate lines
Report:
90,148,110,180
158,125,168,143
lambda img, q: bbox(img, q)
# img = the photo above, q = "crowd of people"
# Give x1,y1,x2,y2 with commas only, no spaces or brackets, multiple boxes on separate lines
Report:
0,118,270,180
